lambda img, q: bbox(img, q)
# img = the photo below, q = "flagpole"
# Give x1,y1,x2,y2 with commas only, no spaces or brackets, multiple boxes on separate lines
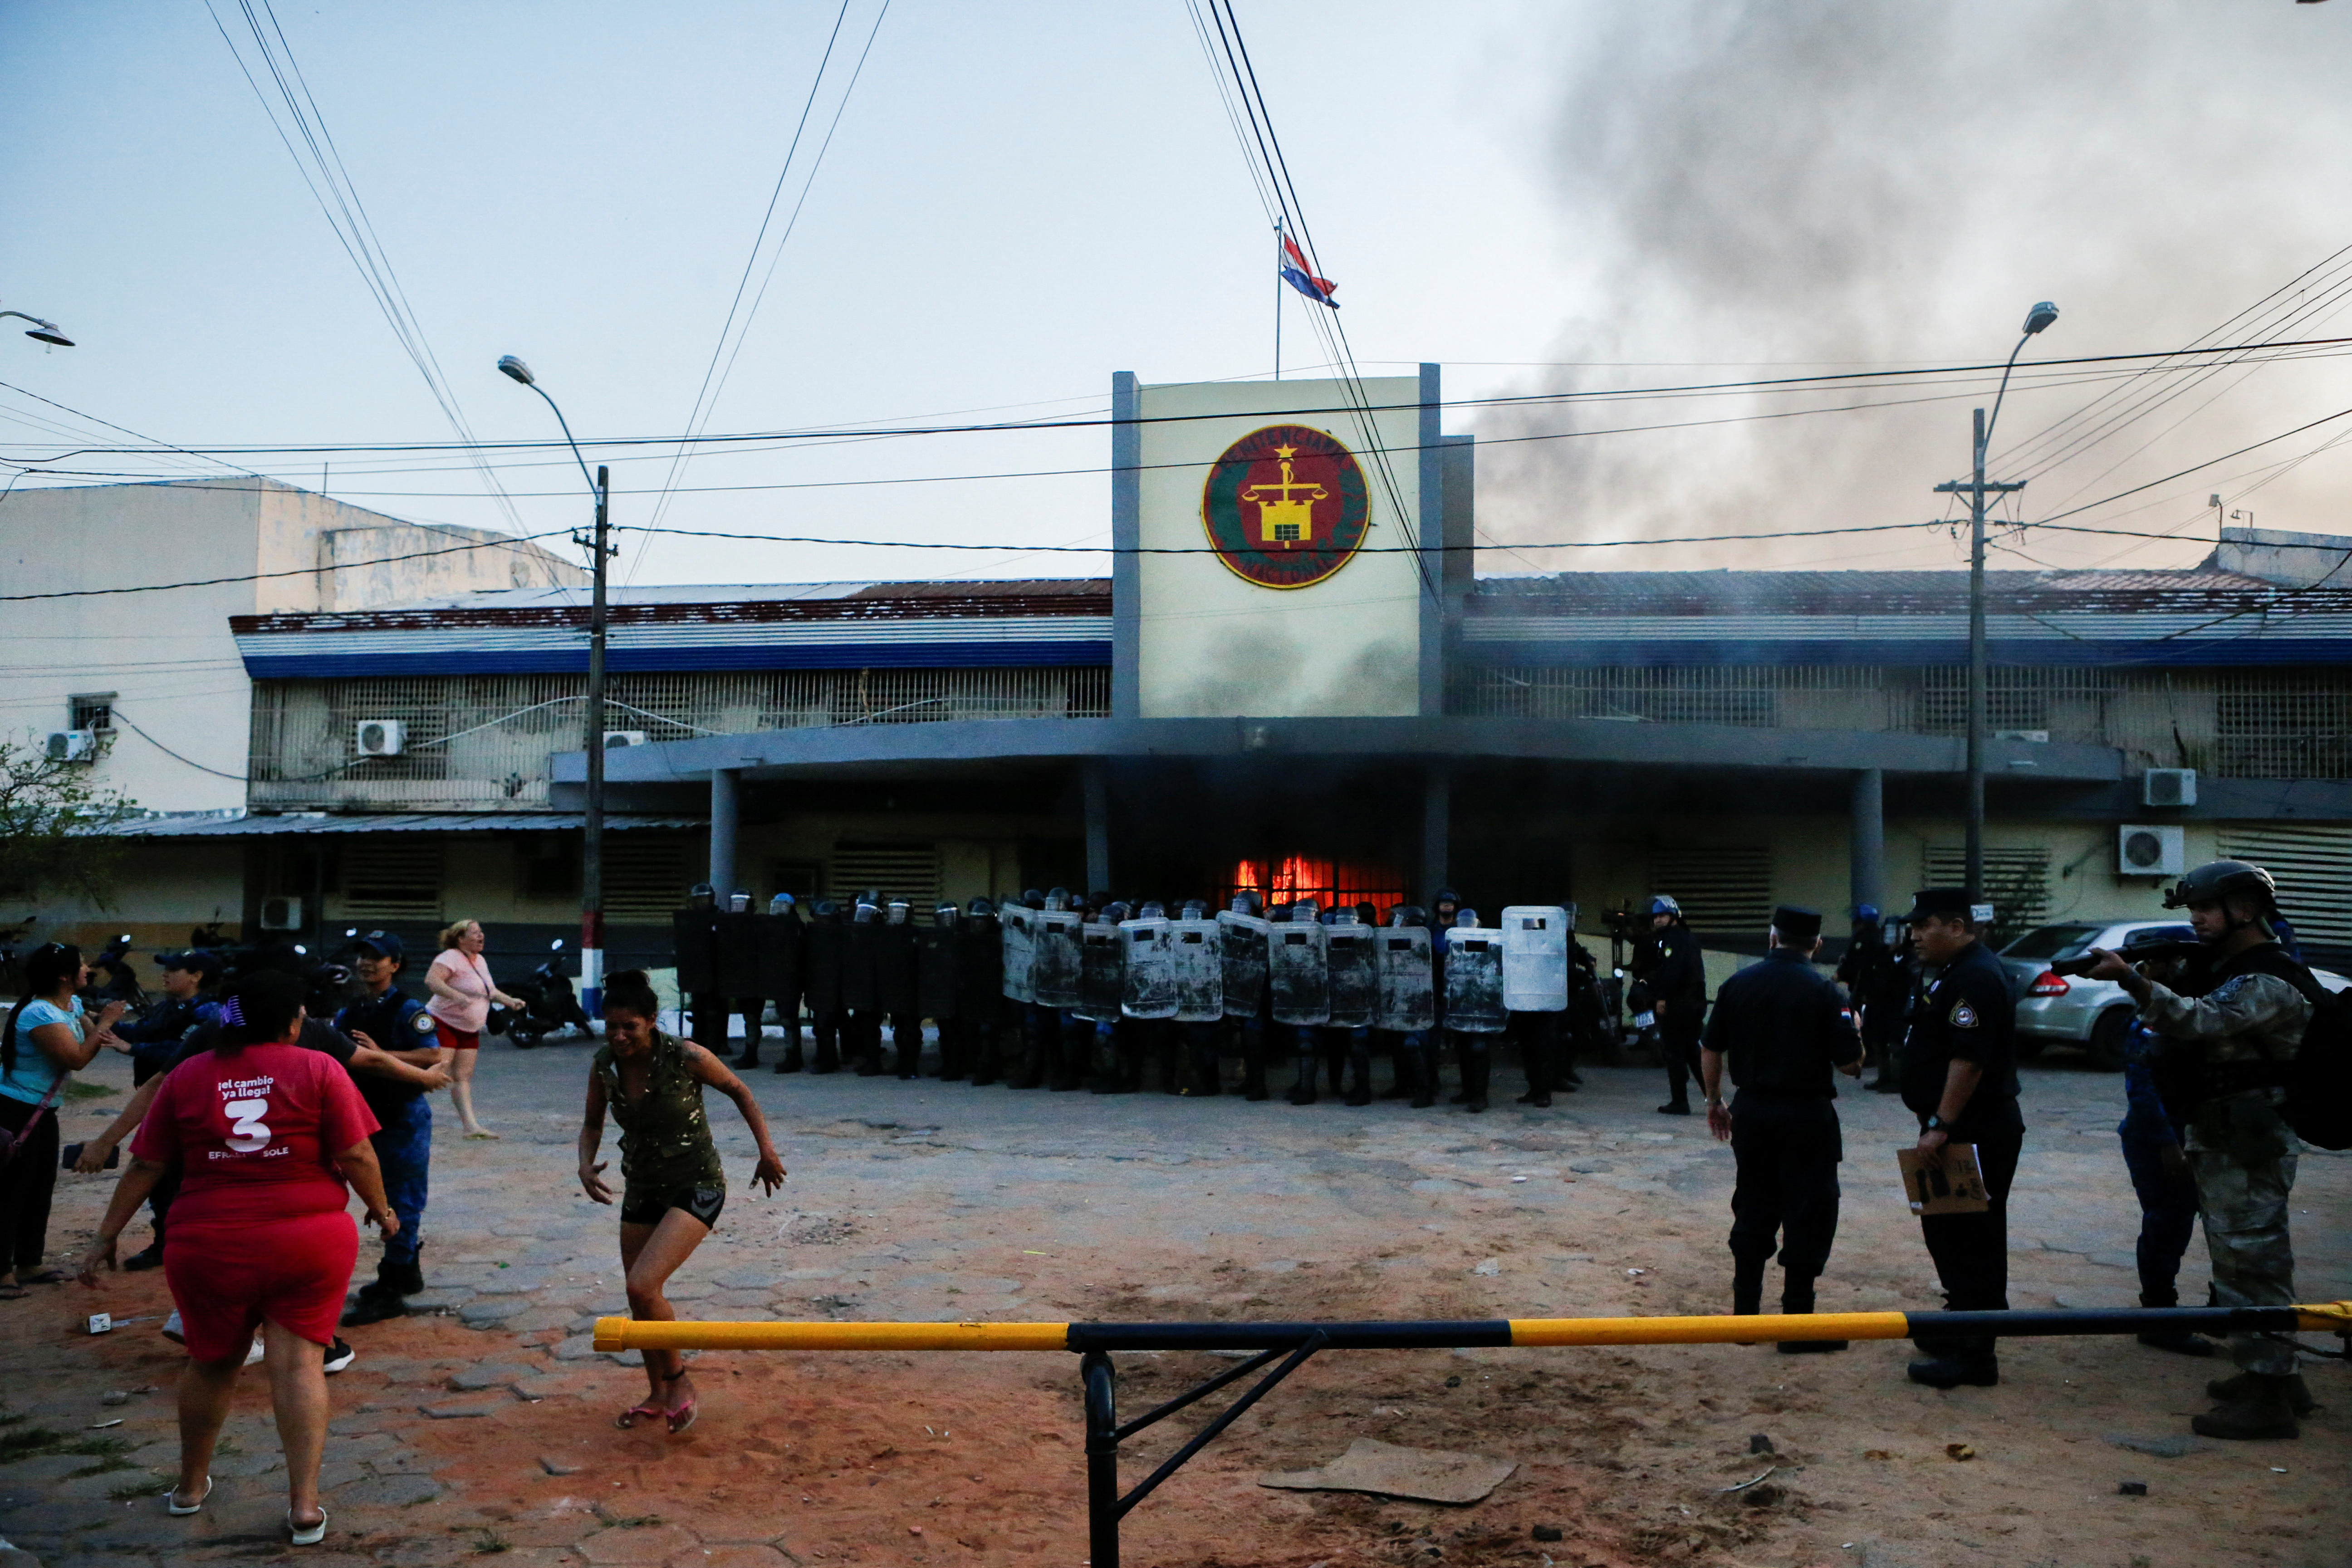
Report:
1273,215,1283,381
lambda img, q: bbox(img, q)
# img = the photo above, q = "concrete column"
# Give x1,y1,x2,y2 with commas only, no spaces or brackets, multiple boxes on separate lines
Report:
709,767,741,894
1422,762,1450,897
1849,767,1885,916
1082,760,1111,895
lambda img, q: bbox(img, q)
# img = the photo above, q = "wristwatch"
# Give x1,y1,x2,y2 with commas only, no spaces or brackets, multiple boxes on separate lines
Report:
1923,1114,1948,1133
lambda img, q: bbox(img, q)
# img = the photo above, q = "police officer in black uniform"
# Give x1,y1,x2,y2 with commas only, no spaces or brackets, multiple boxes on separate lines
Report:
1648,894,1709,1115
1896,887,2025,1389
1701,905,1863,1349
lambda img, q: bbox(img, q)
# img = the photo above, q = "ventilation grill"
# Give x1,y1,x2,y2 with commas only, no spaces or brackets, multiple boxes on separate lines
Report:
1921,846,2052,940
1646,846,1773,934
593,837,686,923
338,840,443,921
828,841,942,908
2218,827,2352,948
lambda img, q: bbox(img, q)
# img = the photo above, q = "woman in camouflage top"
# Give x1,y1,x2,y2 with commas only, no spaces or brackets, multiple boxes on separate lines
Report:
578,970,784,1434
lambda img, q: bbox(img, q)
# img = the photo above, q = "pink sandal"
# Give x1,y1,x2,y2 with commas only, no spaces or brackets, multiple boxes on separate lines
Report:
663,1383,698,1436
615,1395,665,1429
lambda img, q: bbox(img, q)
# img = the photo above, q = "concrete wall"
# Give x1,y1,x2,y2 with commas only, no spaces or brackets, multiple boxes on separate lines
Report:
0,480,582,814
1135,376,1424,718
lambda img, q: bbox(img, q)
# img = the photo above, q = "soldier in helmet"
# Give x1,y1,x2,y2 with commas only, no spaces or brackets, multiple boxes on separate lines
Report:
1834,905,1902,1091
2084,859,2322,1440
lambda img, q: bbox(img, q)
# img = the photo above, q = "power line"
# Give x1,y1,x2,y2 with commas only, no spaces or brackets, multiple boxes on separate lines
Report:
0,529,570,603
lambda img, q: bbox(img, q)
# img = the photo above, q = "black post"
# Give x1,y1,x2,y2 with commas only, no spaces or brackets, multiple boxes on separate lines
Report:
1082,1351,1119,1568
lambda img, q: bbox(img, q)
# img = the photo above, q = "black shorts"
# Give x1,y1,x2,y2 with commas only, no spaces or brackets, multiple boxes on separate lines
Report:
618,1181,725,1229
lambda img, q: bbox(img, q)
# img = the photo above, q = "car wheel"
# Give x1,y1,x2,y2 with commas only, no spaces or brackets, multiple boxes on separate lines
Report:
2087,1008,2131,1072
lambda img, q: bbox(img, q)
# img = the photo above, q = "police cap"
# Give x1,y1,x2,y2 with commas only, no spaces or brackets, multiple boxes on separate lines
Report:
1771,905,1822,943
1901,887,1974,923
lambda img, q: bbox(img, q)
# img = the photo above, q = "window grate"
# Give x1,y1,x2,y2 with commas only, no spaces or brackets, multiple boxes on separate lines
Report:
2217,827,2352,948
1647,845,1773,934
603,837,690,922
828,842,942,909
1921,846,2052,943
337,839,444,921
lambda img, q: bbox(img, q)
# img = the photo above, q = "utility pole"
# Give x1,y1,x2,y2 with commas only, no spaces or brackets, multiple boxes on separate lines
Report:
1936,412,2025,907
580,464,612,1013
1931,302,2056,912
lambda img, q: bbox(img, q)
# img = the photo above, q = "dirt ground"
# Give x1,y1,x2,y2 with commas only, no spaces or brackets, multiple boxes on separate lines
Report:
3,1044,2346,1568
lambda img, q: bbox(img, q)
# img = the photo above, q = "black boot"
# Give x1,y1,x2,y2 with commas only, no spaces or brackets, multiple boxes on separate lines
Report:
1287,1055,1318,1105
2193,1372,2302,1440
1777,1275,1847,1354
1405,1041,1436,1109
2136,1290,2216,1357
1908,1338,1998,1387
773,1034,805,1073
2207,1370,2318,1416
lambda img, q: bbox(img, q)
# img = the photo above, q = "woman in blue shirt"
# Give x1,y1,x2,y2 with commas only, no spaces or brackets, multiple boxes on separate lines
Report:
2,943,126,1297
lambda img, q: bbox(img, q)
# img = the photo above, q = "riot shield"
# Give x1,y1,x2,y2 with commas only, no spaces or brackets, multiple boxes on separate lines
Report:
755,914,800,1001
876,924,920,1015
957,919,1003,1017
1326,926,1376,1027
1269,921,1330,1027
1169,917,1223,1022
1119,916,1177,1019
1500,905,1570,1013
1000,907,1037,1004
1218,910,1270,1019
916,925,959,1019
802,920,844,1016
713,911,762,997
671,906,717,994
840,921,881,1012
1375,926,1436,1032
1078,921,1125,1023
1034,910,1083,1011
1443,929,1507,1034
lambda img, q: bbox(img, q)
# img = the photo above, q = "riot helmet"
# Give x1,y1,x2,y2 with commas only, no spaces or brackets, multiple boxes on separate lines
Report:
769,892,797,915
1230,891,1262,917
886,898,911,926
1045,887,1071,912
1354,902,1377,927
1650,894,1683,919
852,900,879,924
967,896,996,920
2163,859,2281,940
1455,906,1480,929
1139,900,1166,920
1181,899,1209,919
1853,903,1879,924
933,902,959,927
1331,904,1359,926
813,897,840,921
688,882,716,911
727,890,752,913
1391,905,1428,928
1431,887,1460,922
1099,901,1130,924
1292,896,1321,923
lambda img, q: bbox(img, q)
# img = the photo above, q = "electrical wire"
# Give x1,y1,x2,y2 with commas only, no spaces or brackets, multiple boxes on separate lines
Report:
0,529,570,603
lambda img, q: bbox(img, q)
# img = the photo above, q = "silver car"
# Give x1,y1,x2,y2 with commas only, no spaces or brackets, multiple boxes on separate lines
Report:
1999,920,2346,1070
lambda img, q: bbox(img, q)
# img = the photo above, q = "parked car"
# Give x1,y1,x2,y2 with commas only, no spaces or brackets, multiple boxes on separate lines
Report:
1999,919,2348,1070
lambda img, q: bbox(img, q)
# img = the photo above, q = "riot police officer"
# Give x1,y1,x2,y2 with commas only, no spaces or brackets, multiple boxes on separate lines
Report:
1834,906,1902,1091
1896,887,2025,1390
2084,859,2321,1440
1647,894,1709,1115
957,898,1004,1084
1700,906,1862,1348
764,893,808,1074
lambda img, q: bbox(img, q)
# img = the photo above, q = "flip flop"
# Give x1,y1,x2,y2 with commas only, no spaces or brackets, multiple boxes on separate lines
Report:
167,1476,212,1515
0,1285,28,1301
615,1396,666,1429
288,1508,327,1546
664,1392,698,1436
20,1268,68,1285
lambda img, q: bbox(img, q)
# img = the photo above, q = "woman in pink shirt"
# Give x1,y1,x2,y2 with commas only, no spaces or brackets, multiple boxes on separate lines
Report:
425,920,524,1139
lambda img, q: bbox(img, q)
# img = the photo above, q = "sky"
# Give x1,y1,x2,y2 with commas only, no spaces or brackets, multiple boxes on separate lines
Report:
3,0,2350,588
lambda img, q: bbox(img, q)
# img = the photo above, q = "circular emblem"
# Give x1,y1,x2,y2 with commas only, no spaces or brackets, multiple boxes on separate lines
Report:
1200,424,1371,590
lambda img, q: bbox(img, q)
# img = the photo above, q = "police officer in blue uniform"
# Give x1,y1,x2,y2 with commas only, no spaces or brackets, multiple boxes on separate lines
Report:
334,931,452,1326
1896,887,2025,1389
1701,905,1863,1348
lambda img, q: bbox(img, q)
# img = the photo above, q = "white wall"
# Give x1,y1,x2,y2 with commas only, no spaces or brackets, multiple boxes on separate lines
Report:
1136,376,1423,718
0,479,582,813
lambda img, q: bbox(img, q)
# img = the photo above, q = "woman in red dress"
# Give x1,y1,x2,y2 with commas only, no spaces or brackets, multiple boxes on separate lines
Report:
79,970,395,1548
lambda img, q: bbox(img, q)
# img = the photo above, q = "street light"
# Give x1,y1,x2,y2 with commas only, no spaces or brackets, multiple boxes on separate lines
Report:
499,353,613,1013
1934,300,2058,914
0,308,74,347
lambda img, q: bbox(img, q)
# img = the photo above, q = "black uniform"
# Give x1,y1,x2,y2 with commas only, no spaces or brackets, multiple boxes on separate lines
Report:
1896,935,2024,1359
1651,919,1708,1108
1703,947,1861,1316
759,908,806,1073
672,902,725,1056
1835,926,1904,1083
802,911,847,1073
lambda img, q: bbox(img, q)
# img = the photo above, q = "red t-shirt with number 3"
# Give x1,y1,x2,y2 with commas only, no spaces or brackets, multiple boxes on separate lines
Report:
132,1042,380,1230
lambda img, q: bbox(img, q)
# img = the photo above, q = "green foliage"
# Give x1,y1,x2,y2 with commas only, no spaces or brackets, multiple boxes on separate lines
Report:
0,736,134,908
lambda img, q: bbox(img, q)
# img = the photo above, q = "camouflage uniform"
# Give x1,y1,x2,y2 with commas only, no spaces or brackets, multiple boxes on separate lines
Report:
2133,959,2310,1377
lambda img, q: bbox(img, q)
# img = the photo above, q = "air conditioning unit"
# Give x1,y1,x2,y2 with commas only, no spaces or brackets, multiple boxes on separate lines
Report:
45,729,97,763
2118,824,2185,877
259,895,304,931
1994,729,2050,744
603,730,650,749
355,720,407,757
2142,768,2198,808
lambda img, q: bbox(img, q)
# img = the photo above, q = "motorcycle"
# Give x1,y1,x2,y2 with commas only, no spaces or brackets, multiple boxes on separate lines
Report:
82,933,147,1012
494,940,594,1048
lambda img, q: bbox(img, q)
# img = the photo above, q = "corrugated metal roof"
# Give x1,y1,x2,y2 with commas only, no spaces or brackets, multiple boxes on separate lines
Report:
232,583,1111,637
88,812,701,839
371,578,1109,615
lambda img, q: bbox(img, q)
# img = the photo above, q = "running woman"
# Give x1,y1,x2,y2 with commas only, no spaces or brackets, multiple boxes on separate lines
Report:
577,970,784,1434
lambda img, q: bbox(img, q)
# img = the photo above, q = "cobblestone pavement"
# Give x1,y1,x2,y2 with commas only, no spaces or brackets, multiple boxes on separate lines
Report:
2,1034,2345,1567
